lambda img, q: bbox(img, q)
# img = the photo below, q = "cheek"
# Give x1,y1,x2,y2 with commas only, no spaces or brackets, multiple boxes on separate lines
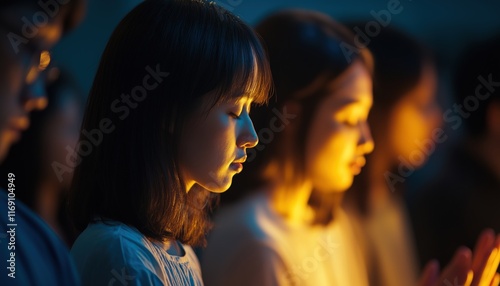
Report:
200,114,234,160
307,122,358,190
0,68,24,130
181,113,236,183
0,57,24,96
388,104,434,160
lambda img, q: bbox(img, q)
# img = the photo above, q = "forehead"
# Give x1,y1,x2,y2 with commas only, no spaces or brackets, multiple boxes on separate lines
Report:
324,61,373,107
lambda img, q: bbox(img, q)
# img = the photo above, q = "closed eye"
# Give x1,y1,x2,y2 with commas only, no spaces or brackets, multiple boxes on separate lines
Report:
229,112,241,119
343,119,359,127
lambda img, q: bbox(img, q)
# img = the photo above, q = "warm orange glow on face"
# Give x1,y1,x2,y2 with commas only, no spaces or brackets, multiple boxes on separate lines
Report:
387,65,441,167
305,61,374,193
39,50,51,70
180,94,258,193
25,50,51,85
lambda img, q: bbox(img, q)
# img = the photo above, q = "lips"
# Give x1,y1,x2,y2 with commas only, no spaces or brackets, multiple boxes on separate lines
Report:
353,156,366,168
350,156,366,175
232,155,247,164
230,155,247,173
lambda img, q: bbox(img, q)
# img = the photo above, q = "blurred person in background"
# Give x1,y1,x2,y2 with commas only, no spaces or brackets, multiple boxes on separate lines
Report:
202,10,374,285
0,0,86,284
409,35,500,271
0,67,85,246
202,11,500,286
342,25,441,286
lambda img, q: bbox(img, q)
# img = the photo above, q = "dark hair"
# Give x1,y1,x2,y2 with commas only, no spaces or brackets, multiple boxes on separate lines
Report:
453,35,500,137
345,25,434,216
69,0,272,246
0,67,84,243
222,10,373,206
361,25,433,117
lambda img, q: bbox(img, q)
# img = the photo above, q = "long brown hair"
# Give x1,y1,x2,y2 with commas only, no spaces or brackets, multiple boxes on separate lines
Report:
222,10,373,215
69,0,272,246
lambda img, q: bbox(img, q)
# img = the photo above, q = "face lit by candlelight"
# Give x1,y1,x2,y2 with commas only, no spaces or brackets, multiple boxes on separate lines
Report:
179,94,259,193
386,64,441,167
305,61,374,193
0,7,62,162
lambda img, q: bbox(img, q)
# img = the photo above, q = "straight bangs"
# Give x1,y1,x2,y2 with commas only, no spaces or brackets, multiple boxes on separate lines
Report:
69,0,273,246
198,5,273,107
224,38,274,106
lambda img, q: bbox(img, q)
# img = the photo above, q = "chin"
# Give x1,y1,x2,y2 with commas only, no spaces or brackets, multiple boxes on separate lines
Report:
316,177,353,193
334,176,354,192
202,177,233,194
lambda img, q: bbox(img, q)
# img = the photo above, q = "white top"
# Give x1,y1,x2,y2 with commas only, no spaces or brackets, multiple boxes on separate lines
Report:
201,192,369,286
323,209,370,286
71,220,203,286
345,194,419,286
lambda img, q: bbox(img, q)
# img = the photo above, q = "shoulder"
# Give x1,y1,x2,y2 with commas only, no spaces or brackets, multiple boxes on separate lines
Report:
0,189,80,285
72,220,150,257
202,194,293,285
71,221,165,285
211,193,287,244
202,235,291,286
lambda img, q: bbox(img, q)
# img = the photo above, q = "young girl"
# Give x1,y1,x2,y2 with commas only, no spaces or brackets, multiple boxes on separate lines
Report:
202,9,500,286
69,0,272,285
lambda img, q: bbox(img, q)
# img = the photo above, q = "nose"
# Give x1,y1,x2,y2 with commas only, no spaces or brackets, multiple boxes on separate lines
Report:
358,121,374,154
237,114,259,149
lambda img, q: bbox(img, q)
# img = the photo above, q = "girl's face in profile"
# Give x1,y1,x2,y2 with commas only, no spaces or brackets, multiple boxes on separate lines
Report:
305,61,374,193
386,64,441,167
179,94,259,193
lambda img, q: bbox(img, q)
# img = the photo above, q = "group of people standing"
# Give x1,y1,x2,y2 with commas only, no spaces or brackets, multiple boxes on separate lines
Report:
1,0,499,285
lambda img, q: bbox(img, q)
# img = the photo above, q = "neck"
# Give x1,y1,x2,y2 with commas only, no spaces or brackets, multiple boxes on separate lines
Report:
267,180,313,226
367,149,394,206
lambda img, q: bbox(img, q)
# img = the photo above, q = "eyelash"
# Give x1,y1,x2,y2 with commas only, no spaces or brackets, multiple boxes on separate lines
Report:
344,119,359,127
229,112,241,119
